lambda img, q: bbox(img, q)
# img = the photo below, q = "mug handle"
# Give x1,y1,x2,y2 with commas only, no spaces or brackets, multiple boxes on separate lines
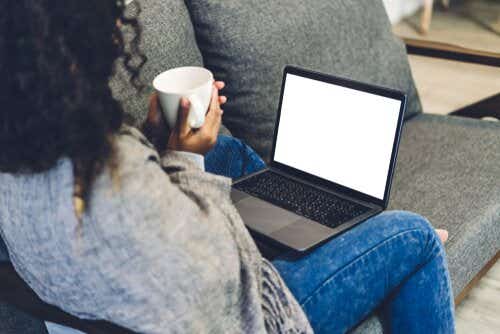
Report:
186,94,205,128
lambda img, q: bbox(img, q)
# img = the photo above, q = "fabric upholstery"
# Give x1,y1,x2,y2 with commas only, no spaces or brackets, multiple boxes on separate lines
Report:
0,261,133,334
0,241,134,334
185,0,422,160
389,114,500,296
0,237,49,334
109,0,204,124
350,315,383,334
0,235,7,262
0,301,49,334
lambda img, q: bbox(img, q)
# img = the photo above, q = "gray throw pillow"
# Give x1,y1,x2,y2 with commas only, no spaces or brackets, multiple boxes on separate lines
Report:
186,0,422,160
110,0,204,124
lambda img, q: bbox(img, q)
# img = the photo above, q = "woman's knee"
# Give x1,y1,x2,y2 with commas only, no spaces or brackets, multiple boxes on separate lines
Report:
205,135,244,164
384,210,442,252
379,210,439,240
381,210,431,229
214,135,243,152
206,135,265,178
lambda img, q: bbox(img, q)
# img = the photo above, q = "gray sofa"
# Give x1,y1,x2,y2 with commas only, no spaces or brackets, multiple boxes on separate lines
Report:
1,0,499,333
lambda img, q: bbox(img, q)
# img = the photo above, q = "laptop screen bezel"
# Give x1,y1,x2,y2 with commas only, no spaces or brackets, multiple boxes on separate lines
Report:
269,66,407,209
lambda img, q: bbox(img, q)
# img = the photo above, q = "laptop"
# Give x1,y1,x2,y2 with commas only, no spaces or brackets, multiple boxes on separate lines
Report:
231,66,407,252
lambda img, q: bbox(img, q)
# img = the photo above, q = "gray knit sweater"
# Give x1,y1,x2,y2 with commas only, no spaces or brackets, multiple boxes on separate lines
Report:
0,126,312,334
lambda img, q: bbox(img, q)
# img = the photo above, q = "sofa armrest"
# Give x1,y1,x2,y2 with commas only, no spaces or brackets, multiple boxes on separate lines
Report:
404,38,500,67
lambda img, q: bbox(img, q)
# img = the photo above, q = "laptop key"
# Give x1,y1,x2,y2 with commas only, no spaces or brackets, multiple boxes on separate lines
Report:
234,171,371,229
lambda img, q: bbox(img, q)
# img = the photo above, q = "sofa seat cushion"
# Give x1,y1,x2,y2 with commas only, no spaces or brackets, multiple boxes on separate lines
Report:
110,0,204,123
185,0,422,160
0,237,49,334
0,235,7,262
389,114,500,296
350,315,383,334
0,301,49,334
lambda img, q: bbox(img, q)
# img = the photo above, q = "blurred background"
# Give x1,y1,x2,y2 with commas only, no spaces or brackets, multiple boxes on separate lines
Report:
383,0,500,118
384,1,499,333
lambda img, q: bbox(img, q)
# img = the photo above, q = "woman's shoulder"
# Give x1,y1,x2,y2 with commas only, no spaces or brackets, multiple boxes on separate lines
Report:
91,125,168,214
90,126,214,235
114,124,160,166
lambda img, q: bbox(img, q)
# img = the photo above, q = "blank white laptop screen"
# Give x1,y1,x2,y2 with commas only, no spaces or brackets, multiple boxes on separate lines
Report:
273,73,402,200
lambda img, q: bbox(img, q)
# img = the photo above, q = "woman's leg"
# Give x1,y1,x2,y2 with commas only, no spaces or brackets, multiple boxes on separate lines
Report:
205,135,266,178
272,211,455,334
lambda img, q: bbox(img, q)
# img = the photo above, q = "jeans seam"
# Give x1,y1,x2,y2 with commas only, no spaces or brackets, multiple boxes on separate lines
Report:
299,228,427,308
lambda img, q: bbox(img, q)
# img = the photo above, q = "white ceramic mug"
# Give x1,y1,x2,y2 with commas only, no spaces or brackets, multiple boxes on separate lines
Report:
152,66,214,129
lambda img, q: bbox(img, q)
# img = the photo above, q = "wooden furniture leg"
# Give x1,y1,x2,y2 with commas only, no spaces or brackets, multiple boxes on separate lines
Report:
421,0,450,34
421,0,434,34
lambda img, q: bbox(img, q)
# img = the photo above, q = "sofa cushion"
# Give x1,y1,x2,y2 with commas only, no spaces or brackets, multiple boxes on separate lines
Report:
185,0,422,160
0,235,7,262
0,236,134,334
110,0,204,123
350,315,383,334
0,237,49,334
389,114,500,296
0,301,49,334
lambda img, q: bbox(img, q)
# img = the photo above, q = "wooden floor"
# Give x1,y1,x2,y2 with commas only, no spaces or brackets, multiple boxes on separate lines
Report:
455,261,500,333
406,54,500,116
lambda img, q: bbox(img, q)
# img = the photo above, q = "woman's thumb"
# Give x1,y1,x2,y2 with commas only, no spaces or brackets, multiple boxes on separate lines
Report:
177,97,191,136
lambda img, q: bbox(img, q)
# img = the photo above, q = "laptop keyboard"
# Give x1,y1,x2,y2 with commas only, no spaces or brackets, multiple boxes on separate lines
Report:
234,171,372,229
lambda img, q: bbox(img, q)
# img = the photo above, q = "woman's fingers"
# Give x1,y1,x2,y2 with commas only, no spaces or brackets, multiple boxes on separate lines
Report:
204,87,222,133
214,81,225,90
176,97,192,137
173,81,224,145
214,81,226,105
147,93,161,125
166,86,223,154
145,93,168,130
219,95,227,105
142,93,170,152
209,86,220,112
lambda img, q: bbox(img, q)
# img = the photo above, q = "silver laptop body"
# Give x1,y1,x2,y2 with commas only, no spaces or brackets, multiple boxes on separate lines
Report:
231,66,406,252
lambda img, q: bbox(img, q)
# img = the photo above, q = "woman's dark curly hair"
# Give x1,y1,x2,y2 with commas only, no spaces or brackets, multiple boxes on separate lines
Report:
0,0,146,213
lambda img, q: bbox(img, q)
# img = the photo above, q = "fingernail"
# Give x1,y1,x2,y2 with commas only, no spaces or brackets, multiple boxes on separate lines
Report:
180,97,190,108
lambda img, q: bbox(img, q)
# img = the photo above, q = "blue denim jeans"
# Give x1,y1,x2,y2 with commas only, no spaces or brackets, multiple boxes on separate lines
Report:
206,135,455,334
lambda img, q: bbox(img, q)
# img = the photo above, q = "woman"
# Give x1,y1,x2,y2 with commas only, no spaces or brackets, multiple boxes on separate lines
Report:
0,1,454,333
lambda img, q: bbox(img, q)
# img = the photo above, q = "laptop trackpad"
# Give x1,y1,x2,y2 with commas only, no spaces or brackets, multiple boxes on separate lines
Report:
234,196,301,235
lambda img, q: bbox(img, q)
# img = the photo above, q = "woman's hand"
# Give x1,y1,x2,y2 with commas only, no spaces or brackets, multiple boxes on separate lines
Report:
167,82,226,155
143,81,227,155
